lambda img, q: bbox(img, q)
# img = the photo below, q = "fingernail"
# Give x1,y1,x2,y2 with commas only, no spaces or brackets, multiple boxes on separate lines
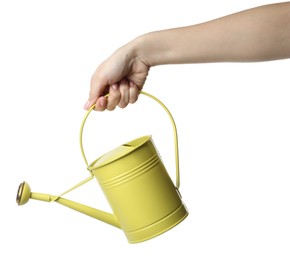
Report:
84,100,92,110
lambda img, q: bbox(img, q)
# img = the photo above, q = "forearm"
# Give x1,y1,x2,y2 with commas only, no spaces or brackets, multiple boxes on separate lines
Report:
131,2,290,66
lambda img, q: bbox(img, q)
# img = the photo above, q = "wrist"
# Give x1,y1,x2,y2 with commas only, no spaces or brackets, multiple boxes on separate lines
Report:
129,29,187,66
127,33,158,67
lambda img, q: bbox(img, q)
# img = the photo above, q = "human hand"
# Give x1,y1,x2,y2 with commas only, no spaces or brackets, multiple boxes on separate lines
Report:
84,43,150,111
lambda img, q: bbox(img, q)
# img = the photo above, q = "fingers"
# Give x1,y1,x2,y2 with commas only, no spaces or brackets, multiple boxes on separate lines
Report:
94,96,108,111
118,79,130,108
129,81,139,104
107,84,121,111
94,84,119,111
92,80,140,111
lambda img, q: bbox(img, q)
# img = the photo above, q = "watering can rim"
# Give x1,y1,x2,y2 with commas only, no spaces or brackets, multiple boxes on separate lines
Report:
88,135,152,170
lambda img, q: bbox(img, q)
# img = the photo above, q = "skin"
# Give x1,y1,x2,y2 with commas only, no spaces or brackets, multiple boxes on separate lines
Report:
85,2,290,111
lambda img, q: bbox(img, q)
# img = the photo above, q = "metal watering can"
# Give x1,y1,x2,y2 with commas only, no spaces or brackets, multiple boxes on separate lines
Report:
16,91,188,243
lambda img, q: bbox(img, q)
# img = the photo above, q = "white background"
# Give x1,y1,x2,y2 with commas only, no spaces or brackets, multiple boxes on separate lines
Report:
1,0,289,259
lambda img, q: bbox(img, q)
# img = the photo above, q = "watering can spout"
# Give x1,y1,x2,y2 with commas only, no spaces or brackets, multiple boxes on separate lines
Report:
16,182,120,228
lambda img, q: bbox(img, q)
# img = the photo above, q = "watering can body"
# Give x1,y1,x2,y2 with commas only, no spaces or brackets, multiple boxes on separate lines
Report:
89,135,188,243
16,91,188,243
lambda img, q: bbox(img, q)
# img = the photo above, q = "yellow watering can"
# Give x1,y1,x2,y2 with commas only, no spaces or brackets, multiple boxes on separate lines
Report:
16,91,188,243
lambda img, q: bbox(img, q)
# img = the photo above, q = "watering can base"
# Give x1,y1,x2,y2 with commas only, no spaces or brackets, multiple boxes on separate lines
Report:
125,203,188,243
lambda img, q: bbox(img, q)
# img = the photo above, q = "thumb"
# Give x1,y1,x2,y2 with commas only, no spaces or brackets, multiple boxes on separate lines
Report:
84,74,108,110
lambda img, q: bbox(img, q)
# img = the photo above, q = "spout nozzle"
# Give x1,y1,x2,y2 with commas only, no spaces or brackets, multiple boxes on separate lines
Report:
16,181,31,206
16,182,55,205
16,181,120,228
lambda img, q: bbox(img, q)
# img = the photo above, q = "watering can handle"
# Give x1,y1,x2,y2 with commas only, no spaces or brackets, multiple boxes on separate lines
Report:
79,91,181,189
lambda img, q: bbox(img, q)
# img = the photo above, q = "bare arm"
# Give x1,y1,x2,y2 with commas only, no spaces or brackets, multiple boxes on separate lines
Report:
136,2,290,65
86,2,290,111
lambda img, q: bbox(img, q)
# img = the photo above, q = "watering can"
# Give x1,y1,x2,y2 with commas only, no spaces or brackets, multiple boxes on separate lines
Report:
16,91,188,243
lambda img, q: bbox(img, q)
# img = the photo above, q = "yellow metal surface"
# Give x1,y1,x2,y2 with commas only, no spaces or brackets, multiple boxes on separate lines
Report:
16,91,188,243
